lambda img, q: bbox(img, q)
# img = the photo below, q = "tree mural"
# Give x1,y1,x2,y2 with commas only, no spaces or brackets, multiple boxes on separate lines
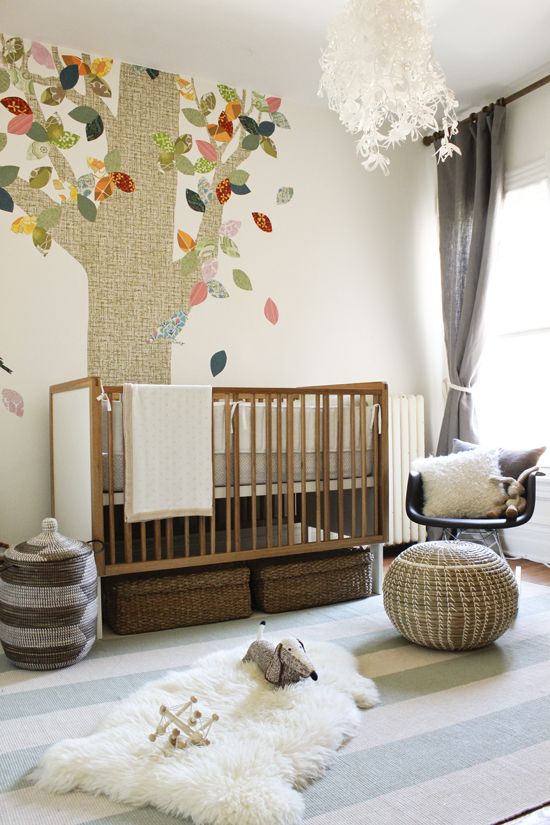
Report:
0,34,291,383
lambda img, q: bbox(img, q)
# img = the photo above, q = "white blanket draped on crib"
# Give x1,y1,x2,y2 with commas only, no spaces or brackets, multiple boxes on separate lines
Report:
123,384,213,523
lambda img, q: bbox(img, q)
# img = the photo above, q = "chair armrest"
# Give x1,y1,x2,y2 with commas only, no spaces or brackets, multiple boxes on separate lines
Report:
405,471,425,523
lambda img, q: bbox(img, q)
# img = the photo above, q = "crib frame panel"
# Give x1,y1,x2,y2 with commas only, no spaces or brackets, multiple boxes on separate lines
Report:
50,379,388,588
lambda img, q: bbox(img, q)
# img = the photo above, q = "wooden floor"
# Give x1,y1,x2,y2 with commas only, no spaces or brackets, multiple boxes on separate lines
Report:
385,549,549,825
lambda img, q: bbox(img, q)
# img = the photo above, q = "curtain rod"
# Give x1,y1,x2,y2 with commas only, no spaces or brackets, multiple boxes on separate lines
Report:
422,72,550,147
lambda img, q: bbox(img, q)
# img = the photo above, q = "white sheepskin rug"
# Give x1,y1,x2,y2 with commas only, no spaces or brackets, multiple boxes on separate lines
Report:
33,640,378,825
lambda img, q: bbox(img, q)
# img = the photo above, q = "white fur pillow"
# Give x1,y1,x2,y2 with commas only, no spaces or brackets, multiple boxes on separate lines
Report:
413,448,505,518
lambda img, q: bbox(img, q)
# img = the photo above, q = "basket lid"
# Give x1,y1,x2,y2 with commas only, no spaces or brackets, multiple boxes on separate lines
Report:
6,518,92,563
398,541,500,568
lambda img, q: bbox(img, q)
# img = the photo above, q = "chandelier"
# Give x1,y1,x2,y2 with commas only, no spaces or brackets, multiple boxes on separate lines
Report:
319,0,460,174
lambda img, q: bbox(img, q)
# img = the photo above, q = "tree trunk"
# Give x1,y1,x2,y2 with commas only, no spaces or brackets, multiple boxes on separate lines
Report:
81,64,182,384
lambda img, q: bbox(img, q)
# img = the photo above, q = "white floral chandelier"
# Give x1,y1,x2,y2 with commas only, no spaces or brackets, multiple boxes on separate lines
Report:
319,0,460,174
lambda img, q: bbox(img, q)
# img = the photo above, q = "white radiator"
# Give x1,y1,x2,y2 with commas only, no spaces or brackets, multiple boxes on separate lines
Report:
388,394,426,544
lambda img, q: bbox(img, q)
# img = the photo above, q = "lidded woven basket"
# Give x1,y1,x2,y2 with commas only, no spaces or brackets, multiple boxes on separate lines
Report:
0,518,97,670
383,541,519,651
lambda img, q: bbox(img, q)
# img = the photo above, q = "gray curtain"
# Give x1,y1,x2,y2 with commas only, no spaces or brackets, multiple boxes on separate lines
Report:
436,104,506,455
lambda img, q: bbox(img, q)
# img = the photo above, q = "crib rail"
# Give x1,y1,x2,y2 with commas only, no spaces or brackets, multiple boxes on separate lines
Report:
51,379,388,579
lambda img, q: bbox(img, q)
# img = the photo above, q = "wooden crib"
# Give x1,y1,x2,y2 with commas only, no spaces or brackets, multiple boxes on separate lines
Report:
49,377,388,592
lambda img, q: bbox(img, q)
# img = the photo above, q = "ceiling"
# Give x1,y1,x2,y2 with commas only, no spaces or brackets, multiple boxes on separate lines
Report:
1,0,549,113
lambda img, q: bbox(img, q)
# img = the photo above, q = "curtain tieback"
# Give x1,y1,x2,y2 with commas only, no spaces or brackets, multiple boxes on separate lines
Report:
448,382,473,394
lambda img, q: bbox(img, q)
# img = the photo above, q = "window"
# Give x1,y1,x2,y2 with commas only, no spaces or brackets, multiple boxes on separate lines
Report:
475,164,550,456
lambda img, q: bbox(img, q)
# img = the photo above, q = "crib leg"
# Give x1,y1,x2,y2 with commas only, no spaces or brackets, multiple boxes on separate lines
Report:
96,577,103,640
370,543,384,595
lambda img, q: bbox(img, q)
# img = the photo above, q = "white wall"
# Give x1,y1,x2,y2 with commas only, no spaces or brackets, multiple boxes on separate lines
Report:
0,86,442,545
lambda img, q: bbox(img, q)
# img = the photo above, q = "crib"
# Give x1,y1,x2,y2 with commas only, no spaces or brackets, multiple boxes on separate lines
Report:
49,378,388,592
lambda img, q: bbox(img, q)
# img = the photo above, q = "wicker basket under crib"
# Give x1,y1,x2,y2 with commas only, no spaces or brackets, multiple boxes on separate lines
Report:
383,541,519,651
249,548,373,613
102,563,252,634
0,518,97,670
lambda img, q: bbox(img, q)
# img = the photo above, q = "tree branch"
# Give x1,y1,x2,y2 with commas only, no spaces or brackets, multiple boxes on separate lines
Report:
50,45,116,133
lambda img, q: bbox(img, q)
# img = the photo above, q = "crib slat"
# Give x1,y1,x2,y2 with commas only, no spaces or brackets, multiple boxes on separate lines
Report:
300,393,307,543
251,394,257,551
337,394,344,539
199,517,206,555
124,521,133,564
107,399,116,565
210,417,216,555
154,520,161,560
277,395,283,547
166,518,174,559
140,522,147,562
360,394,368,535
266,393,273,548
323,394,330,541
373,400,380,535
184,517,190,557
350,393,357,538
233,394,241,553
315,394,321,542
224,396,231,553
287,394,294,546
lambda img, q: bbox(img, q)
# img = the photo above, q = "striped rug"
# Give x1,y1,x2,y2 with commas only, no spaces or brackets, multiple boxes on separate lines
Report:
1,582,550,825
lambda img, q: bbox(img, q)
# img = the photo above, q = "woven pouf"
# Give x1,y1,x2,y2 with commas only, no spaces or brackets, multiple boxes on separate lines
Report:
383,541,519,651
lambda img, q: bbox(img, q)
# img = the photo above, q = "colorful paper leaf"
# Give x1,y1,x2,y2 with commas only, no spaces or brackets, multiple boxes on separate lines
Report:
36,206,61,231
88,75,112,97
186,188,206,213
199,92,216,116
238,115,259,135
270,111,290,129
201,258,218,281
220,219,241,237
242,133,260,151
207,123,232,142
217,84,238,102
0,133,6,153
207,280,229,298
177,230,196,252
258,121,275,137
7,114,33,135
112,172,135,192
51,131,80,149
26,123,48,142
86,115,104,141
233,269,252,291
3,38,24,65
0,70,9,94
1,96,32,115
77,173,94,196
41,86,65,106
146,69,159,80
60,64,80,90
217,112,233,138
69,106,99,124
194,158,216,174
175,134,193,155
276,186,294,205
91,58,113,77
148,310,187,343
1,388,24,417
225,101,242,121
189,281,208,306
152,132,174,151
87,156,106,173
29,166,52,189
77,194,97,221
0,165,19,187
196,140,217,162
230,183,251,196
252,212,273,232
266,96,282,112
182,108,207,128
196,239,216,260
210,350,227,377
104,148,121,173
94,174,115,201
175,154,195,175
32,225,52,255
27,141,49,160
197,178,214,205
228,169,249,187
261,137,277,158
252,91,269,112
215,178,231,205
11,215,36,234
264,298,279,325
180,249,199,277
0,187,14,212
220,236,240,257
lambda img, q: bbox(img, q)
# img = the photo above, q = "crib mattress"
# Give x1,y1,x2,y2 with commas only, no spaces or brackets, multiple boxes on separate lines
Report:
103,449,373,493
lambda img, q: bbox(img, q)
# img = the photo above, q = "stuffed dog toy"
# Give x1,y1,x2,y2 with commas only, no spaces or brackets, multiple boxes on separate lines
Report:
242,621,318,688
